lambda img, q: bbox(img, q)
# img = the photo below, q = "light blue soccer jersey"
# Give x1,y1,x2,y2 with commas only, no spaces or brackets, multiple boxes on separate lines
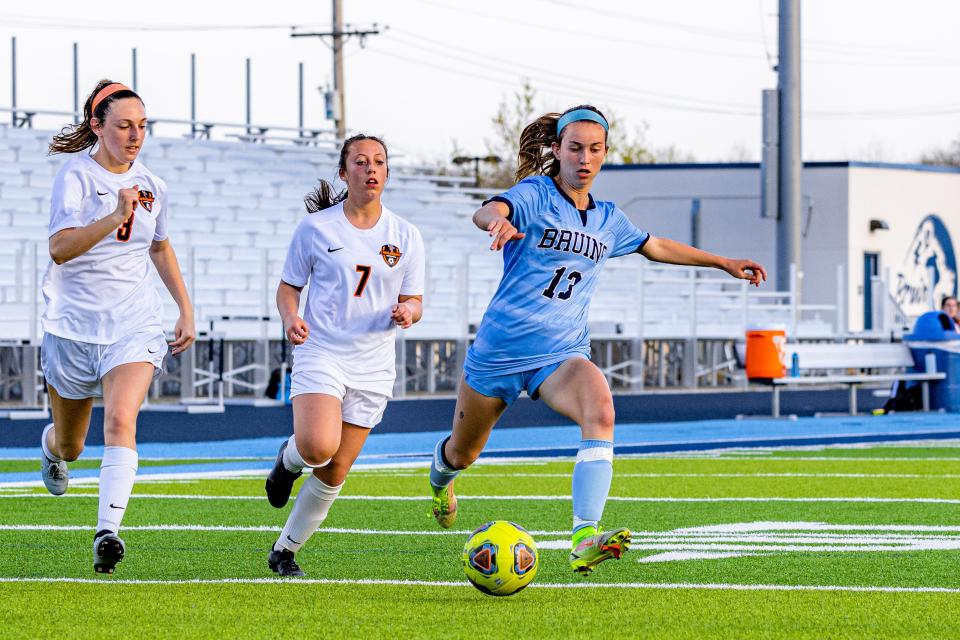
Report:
465,176,650,376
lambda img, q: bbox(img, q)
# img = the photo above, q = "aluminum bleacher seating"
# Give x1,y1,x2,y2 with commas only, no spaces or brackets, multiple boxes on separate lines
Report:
0,124,835,346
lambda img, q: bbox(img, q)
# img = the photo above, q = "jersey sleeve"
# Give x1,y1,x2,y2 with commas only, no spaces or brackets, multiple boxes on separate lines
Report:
48,165,85,237
484,177,546,231
609,207,651,258
400,226,426,296
152,177,169,242
280,218,315,288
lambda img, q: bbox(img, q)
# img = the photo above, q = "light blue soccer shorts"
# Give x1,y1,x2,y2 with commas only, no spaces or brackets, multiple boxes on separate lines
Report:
463,354,588,405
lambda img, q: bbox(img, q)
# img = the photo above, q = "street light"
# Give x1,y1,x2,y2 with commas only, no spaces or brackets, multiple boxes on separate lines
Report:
452,154,501,187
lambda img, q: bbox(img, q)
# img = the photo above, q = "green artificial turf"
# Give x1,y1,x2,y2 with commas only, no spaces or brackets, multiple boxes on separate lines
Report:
3,445,960,638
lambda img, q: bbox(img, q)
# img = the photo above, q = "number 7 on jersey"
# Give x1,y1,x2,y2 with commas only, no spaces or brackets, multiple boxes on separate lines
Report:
354,265,372,297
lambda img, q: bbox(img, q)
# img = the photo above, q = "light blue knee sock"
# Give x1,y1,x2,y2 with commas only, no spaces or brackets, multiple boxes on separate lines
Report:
572,439,614,536
429,436,460,489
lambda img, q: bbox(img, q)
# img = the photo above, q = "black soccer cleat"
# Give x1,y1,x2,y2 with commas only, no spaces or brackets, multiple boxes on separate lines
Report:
265,440,302,508
268,547,305,577
93,530,126,575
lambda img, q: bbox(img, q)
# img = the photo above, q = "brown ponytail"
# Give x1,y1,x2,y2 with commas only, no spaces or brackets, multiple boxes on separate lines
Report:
514,104,608,182
304,133,388,213
48,79,142,155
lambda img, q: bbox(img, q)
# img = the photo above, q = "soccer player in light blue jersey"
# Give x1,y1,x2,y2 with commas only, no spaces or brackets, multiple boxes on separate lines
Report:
428,105,767,574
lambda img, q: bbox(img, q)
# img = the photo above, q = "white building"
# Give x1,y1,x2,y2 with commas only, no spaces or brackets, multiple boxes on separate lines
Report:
593,161,960,333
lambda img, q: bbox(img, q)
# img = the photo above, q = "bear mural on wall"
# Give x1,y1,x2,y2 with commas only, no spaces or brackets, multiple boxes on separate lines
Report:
896,214,958,317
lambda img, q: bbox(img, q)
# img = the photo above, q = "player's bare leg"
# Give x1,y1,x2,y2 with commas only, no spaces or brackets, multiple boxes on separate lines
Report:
429,378,507,528
270,422,370,577
40,386,94,495
266,393,343,508
538,358,631,573
93,362,153,574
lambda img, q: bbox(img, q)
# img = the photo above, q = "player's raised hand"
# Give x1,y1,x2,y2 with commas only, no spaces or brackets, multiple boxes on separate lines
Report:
114,184,140,223
724,258,767,287
391,302,414,329
285,316,309,345
486,217,525,251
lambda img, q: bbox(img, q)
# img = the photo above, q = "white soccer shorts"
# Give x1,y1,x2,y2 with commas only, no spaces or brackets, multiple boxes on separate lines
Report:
41,330,167,400
289,366,389,429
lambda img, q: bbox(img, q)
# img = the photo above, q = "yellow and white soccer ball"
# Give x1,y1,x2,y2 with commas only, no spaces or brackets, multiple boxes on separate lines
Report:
462,520,539,596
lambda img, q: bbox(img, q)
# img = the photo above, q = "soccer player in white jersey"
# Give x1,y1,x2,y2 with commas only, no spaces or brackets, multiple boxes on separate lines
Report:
264,134,425,577
427,105,767,574
40,79,196,574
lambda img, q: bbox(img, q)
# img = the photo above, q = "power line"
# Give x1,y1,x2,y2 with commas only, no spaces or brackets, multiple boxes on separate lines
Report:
405,0,765,62
0,13,320,31
365,42,758,117
532,0,763,44
290,0,381,140
371,37,960,122
386,29,758,113
406,0,960,68
531,0,960,63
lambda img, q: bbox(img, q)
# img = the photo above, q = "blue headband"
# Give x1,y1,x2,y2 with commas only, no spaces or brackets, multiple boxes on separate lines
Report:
556,109,609,136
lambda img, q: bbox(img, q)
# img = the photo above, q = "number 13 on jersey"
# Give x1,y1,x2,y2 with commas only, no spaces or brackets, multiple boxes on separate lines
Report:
542,265,582,300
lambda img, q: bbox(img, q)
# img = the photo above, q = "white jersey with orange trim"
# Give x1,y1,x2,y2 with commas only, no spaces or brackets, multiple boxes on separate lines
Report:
42,153,168,344
281,202,425,396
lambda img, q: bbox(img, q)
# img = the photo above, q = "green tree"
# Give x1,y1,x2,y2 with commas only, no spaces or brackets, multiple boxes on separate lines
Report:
453,80,692,189
604,110,655,164
482,79,539,188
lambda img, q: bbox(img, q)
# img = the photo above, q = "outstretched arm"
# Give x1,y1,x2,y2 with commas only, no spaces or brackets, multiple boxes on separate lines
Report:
472,201,525,251
639,236,766,287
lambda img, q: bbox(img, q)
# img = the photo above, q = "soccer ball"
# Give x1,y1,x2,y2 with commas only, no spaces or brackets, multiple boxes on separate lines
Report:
462,520,539,596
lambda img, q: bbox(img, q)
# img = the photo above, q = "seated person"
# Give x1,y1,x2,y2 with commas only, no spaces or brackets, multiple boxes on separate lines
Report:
942,296,960,332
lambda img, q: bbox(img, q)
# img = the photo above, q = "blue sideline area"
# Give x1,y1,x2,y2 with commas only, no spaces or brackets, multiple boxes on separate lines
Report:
0,387,890,448
0,389,958,485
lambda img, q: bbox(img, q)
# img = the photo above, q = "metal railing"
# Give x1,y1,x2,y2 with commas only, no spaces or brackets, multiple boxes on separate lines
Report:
0,106,338,146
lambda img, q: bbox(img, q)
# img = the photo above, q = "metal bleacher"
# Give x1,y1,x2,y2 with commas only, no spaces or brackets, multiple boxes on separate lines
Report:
0,122,849,407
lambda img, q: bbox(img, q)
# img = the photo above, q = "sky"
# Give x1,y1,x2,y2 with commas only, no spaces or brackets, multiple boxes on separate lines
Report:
1,0,959,167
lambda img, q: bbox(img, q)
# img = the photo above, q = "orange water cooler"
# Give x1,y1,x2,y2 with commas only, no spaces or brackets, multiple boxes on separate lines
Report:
745,324,787,380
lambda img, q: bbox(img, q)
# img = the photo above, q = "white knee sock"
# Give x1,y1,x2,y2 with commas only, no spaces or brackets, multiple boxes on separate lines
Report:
282,435,329,472
274,475,342,553
41,423,61,462
97,446,138,534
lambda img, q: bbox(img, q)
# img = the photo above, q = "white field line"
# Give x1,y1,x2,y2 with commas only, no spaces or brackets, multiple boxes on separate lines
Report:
377,472,960,479
4,455,960,468
0,525,482,535
6,524,960,541
1,576,959,593
0,457,275,462
0,463,454,489
4,469,960,492
3,493,960,504
706,457,960,462
537,541,960,552
681,521,960,533
0,524,565,536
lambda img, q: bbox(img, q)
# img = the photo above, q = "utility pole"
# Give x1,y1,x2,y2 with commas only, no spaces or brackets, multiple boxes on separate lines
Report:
777,0,802,303
332,0,345,140
291,1,381,140
72,43,79,123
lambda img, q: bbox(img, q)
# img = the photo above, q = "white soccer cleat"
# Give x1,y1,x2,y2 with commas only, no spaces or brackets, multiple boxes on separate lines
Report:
40,424,69,496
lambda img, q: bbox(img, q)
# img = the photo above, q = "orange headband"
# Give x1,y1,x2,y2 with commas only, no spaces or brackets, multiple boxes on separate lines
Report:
90,83,132,115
